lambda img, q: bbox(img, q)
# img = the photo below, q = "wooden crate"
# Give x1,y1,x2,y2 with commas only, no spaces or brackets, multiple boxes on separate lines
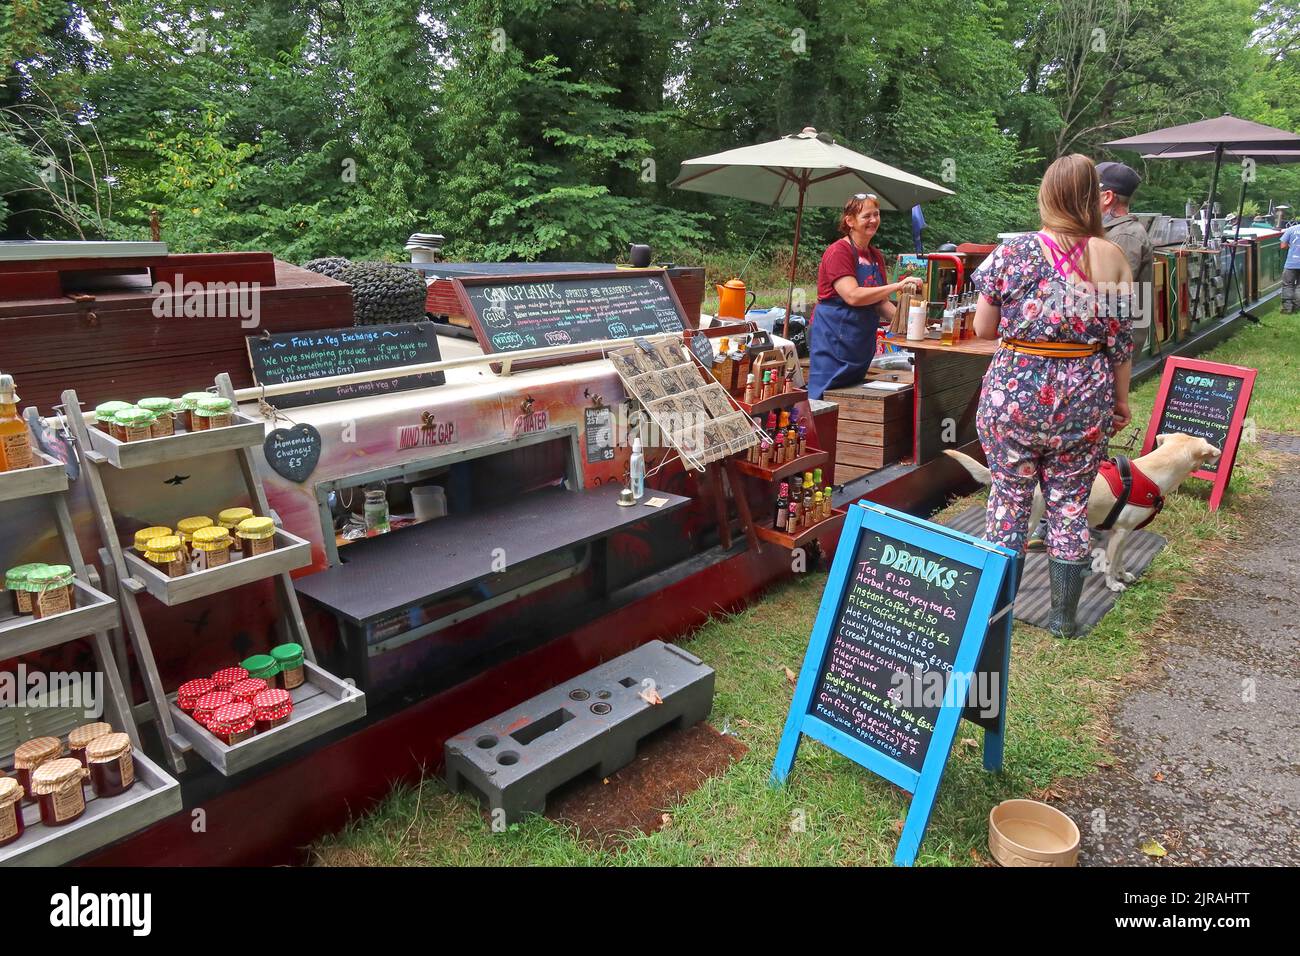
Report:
824,377,914,476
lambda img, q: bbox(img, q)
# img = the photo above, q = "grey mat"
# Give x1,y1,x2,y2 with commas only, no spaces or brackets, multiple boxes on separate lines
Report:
941,505,1167,633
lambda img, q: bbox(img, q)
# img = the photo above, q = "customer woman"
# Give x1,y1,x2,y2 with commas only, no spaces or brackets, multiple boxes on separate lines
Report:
808,193,920,399
970,154,1133,637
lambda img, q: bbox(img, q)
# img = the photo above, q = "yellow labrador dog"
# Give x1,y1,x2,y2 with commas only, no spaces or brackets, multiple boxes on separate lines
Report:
945,433,1222,592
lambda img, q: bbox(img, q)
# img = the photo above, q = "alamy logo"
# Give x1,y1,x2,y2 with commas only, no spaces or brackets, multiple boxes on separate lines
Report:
49,886,152,936
151,272,261,328
0,665,103,718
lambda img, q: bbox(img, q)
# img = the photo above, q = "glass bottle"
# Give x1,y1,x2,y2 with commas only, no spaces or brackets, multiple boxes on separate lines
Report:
363,488,391,536
0,374,34,471
940,295,957,346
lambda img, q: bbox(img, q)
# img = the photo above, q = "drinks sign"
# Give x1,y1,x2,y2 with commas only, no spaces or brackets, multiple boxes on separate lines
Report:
771,502,1018,866
1143,357,1256,511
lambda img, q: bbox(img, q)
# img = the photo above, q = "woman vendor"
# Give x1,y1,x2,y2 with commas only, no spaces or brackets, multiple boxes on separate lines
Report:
808,193,920,399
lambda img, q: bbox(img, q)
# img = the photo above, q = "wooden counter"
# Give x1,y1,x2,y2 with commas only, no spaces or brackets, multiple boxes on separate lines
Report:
882,334,996,464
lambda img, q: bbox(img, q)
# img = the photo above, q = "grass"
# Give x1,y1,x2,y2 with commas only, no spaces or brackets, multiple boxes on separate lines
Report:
312,301,1295,867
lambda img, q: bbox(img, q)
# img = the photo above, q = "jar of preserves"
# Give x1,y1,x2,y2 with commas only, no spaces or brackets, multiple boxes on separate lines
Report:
208,701,255,745
144,535,187,578
176,392,211,432
29,564,74,619
217,507,254,530
252,688,293,734
190,526,233,570
68,722,114,767
93,401,132,434
192,689,235,726
86,733,135,798
192,395,234,431
114,407,155,443
210,666,249,690
176,678,216,713
0,777,23,847
228,677,269,703
133,526,173,553
5,563,46,615
13,737,61,802
236,516,276,558
32,759,87,825
137,397,176,437
270,643,305,690
176,515,214,554
241,654,279,686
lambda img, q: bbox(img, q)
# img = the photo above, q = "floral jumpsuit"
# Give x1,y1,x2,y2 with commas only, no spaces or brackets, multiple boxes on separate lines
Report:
970,234,1133,560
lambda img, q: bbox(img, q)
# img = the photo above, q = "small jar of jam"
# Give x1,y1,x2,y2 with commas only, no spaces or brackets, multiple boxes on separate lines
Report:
218,507,254,530
0,777,23,847
176,515,215,557
228,677,269,703
271,643,306,690
176,392,210,432
241,654,279,687
191,526,233,570
5,563,46,615
208,701,255,745
137,397,176,437
252,688,293,733
192,689,235,726
86,733,135,798
133,526,173,554
236,516,277,558
13,737,62,802
176,677,216,713
144,535,187,578
29,564,74,619
115,407,156,442
193,395,234,431
31,758,87,826
93,401,131,434
210,666,249,691
68,722,114,767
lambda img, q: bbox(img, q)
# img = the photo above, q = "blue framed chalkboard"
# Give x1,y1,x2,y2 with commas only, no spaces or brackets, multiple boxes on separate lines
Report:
770,500,1018,866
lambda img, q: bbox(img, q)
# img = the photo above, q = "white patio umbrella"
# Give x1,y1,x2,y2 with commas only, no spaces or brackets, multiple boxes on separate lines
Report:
670,127,954,336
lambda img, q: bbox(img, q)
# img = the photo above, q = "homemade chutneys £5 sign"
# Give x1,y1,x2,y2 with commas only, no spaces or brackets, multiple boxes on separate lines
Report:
771,501,1018,866
1142,357,1256,512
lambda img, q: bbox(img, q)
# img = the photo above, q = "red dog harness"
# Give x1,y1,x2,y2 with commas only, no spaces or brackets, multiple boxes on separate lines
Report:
1095,456,1164,531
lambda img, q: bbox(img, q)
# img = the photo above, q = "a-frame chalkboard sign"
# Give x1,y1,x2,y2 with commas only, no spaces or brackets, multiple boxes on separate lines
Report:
771,501,1019,866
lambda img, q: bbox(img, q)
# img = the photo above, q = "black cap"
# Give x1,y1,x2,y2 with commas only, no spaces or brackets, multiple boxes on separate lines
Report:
1097,161,1141,198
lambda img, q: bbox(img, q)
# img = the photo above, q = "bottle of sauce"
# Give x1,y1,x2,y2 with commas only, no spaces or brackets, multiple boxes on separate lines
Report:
775,482,788,530
0,373,33,471
630,437,645,499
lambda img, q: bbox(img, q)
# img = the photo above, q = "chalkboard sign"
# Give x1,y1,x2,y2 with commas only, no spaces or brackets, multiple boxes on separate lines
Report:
1143,357,1256,512
771,502,1017,866
264,424,322,483
452,270,690,355
246,323,445,409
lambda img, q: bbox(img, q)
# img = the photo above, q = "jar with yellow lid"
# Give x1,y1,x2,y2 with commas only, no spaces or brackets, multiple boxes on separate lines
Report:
192,395,234,431
176,392,211,432
133,526,173,553
217,507,254,530
68,722,114,767
0,777,23,847
144,535,187,578
115,407,156,443
93,400,131,434
13,736,63,802
32,758,88,826
236,516,276,558
191,526,233,570
6,562,47,615
86,733,135,798
176,515,214,553
137,397,176,437
29,564,74,619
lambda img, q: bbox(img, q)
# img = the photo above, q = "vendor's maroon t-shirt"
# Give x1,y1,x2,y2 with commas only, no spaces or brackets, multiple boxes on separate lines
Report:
817,237,888,301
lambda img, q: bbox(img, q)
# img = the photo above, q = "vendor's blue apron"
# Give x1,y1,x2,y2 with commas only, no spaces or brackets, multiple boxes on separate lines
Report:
808,251,883,400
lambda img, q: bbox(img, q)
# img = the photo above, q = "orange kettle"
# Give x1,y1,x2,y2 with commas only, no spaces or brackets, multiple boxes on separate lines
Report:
715,277,756,320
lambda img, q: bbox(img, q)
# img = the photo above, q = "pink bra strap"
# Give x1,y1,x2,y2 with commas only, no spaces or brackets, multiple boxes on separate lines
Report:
1038,232,1088,282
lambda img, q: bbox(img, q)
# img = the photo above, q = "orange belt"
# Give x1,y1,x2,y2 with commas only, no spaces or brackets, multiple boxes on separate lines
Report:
1000,338,1101,358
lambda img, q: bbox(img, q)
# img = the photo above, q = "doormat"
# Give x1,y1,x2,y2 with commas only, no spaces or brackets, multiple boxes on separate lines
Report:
544,722,746,851
941,505,1167,634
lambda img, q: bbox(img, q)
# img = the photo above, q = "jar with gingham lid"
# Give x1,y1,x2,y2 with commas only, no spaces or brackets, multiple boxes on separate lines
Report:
86,733,135,798
0,777,24,846
31,758,88,826
68,722,113,767
13,736,62,801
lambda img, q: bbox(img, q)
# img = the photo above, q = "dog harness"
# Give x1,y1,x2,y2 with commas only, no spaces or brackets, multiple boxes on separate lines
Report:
1095,455,1164,531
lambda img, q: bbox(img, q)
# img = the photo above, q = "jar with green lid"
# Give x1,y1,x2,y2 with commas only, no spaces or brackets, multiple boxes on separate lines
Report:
115,407,156,443
93,401,131,434
192,395,234,431
217,506,254,530
176,392,211,432
133,525,173,553
29,564,73,619
144,535,187,578
6,562,47,615
191,526,233,570
241,653,280,684
236,516,276,558
270,643,305,690
137,397,175,437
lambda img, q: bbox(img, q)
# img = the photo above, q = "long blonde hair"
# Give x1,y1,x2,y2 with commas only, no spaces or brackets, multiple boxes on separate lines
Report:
1038,154,1104,281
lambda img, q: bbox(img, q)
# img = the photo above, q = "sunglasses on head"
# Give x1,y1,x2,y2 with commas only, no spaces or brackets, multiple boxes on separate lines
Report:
853,193,879,201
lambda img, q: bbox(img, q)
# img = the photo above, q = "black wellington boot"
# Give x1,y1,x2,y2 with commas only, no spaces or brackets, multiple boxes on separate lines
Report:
1045,557,1090,638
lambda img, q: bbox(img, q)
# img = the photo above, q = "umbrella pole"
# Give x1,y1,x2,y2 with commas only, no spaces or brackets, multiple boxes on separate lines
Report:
783,180,807,340
1224,175,1255,323
1191,145,1224,323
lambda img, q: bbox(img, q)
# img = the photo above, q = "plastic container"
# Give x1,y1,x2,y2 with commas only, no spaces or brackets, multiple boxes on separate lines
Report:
363,489,390,537
270,643,305,690
31,758,87,826
236,517,276,558
411,485,447,522
0,777,23,847
29,564,74,619
86,733,135,798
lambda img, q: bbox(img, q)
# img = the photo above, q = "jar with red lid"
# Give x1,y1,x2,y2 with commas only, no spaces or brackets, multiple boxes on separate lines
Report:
13,737,62,802
228,677,269,703
210,666,249,690
85,733,135,798
192,690,235,726
208,701,255,745
0,777,23,847
251,688,294,733
68,722,114,768
176,678,216,713
31,758,87,826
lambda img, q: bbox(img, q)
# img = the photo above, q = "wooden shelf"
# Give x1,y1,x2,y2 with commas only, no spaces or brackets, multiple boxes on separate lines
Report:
0,450,68,503
754,507,847,550
734,387,808,417
86,413,265,469
167,661,366,776
0,749,181,866
123,529,311,606
732,447,829,483
0,579,120,658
